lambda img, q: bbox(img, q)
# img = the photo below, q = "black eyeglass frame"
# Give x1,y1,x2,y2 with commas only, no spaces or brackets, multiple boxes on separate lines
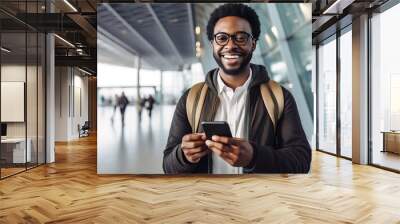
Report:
213,31,254,46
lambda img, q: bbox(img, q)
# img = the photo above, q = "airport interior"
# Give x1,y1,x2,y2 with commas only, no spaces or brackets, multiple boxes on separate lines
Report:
1,0,400,222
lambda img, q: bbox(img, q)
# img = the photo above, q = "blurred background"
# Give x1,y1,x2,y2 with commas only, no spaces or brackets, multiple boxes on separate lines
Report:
96,3,312,174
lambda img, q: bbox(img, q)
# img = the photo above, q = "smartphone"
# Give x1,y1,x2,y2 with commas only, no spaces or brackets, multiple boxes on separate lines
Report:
201,121,233,140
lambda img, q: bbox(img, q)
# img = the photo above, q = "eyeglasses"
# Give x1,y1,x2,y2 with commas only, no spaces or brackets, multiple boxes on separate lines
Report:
213,32,253,46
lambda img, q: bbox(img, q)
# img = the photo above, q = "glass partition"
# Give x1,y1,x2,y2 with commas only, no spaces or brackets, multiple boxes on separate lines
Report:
1,30,28,177
0,1,46,179
27,11,39,168
371,4,400,171
339,28,352,158
317,36,337,155
38,32,45,165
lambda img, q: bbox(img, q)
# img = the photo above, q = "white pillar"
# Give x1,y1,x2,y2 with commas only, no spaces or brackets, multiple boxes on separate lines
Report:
136,56,141,100
352,14,369,164
160,70,164,104
46,33,55,163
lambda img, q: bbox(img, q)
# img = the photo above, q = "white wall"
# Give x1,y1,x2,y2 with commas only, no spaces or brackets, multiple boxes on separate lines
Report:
72,73,89,138
1,65,26,130
1,65,36,138
1,65,26,141
55,66,68,141
1,63,46,164
55,67,89,141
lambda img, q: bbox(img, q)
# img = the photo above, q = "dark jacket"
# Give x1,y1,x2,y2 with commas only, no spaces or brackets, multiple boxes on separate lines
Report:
163,64,311,174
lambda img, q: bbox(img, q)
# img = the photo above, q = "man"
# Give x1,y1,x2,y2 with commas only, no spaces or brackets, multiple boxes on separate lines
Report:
146,95,155,118
118,91,129,126
137,96,146,122
163,3,311,174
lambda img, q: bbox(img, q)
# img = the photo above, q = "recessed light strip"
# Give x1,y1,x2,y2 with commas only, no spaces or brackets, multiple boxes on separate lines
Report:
322,0,354,15
1,47,11,53
54,34,75,48
78,67,92,76
63,0,78,12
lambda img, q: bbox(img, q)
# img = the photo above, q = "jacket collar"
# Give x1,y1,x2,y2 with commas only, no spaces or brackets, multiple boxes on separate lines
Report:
205,63,270,94
216,67,253,95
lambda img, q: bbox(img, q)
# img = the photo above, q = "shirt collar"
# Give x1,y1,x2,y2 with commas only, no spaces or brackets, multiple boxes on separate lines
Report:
217,68,252,95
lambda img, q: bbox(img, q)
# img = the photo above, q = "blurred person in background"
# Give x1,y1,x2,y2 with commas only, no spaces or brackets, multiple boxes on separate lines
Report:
137,96,147,122
111,94,120,123
146,95,156,118
118,92,129,126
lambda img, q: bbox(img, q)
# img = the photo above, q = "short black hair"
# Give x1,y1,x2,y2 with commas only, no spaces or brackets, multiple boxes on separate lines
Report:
206,3,260,42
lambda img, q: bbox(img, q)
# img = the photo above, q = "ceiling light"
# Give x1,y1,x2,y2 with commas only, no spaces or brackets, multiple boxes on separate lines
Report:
195,26,201,35
270,61,287,74
78,67,92,76
264,34,272,46
196,41,200,48
323,0,341,14
63,0,78,12
1,47,11,53
299,3,312,21
54,34,75,48
322,0,353,15
306,62,312,71
271,26,279,38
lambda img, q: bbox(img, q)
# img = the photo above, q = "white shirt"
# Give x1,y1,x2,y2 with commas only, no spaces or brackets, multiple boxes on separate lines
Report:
212,68,252,174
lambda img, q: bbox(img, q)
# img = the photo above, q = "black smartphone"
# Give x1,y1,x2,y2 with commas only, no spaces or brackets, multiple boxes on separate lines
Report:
201,121,233,140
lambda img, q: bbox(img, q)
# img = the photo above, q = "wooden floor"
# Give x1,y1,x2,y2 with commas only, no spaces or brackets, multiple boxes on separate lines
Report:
1,167,26,178
1,135,400,223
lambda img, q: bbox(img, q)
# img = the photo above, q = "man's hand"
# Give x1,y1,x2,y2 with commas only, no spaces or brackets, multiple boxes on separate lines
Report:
205,135,254,167
181,133,208,163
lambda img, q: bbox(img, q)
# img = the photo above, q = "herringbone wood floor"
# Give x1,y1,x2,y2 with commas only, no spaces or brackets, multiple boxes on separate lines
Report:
1,135,400,224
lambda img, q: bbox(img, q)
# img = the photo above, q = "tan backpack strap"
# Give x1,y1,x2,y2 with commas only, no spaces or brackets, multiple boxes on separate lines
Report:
268,80,284,121
186,82,208,133
260,80,284,131
194,84,208,132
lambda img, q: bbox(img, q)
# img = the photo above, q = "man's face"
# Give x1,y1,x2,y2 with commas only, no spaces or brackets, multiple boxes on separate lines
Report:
212,16,256,76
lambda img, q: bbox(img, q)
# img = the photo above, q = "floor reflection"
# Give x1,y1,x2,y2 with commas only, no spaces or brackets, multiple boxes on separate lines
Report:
372,151,400,171
97,105,176,174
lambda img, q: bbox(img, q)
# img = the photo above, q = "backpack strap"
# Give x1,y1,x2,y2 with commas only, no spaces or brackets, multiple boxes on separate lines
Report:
260,80,284,132
187,80,283,134
186,82,208,133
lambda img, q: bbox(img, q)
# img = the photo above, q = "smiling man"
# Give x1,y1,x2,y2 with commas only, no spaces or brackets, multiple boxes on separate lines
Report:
163,3,311,174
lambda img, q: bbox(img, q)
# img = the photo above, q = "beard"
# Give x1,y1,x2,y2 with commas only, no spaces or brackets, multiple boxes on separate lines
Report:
213,50,253,76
